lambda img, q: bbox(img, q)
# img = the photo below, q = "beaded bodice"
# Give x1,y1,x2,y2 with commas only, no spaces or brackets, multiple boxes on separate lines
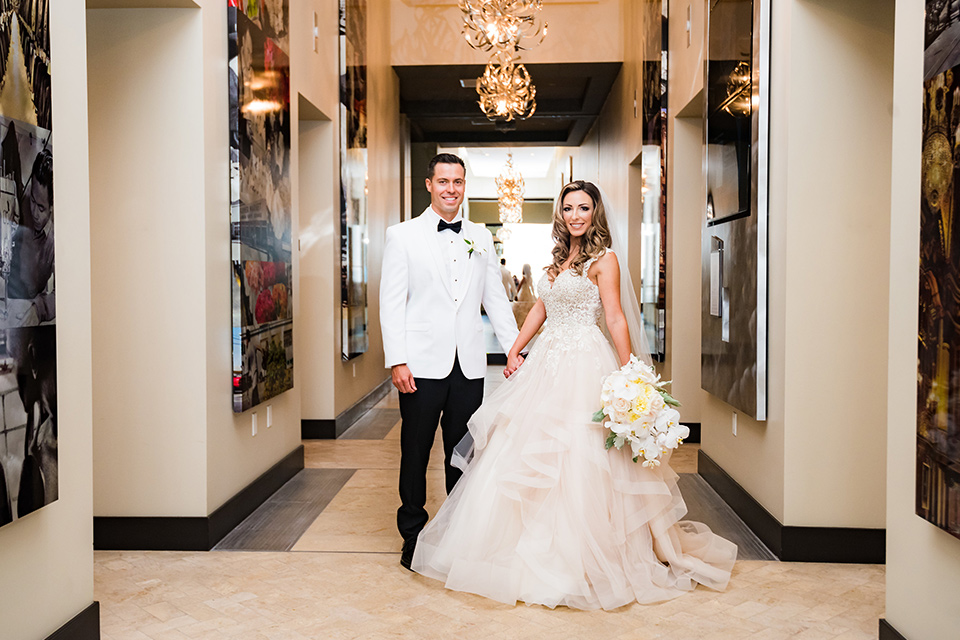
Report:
537,256,603,330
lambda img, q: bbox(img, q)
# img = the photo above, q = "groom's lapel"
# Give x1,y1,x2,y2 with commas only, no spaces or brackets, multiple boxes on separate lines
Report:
419,212,455,299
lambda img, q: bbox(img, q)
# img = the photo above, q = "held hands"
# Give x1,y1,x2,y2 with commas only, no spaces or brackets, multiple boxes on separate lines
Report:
391,364,417,393
503,352,524,379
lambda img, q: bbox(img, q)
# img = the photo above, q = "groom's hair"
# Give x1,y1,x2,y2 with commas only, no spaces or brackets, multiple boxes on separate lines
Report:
427,153,465,179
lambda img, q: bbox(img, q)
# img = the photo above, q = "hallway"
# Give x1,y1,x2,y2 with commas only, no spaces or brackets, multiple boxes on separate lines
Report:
94,372,884,639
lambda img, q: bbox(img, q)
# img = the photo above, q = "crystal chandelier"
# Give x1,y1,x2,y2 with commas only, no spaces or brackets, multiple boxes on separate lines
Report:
477,52,537,122
460,0,545,122
459,0,547,53
497,153,524,231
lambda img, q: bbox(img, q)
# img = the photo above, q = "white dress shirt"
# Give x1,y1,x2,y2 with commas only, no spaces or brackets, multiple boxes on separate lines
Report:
425,207,469,303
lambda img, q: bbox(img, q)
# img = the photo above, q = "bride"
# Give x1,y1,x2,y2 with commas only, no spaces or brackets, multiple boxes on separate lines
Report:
411,181,737,610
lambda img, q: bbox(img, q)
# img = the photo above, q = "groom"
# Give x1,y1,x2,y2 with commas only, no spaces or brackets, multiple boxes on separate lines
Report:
380,153,520,570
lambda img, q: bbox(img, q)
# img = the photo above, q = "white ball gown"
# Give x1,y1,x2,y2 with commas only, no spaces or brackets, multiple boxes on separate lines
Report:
411,257,738,610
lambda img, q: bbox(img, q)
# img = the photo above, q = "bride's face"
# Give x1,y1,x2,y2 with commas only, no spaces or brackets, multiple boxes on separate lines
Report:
561,190,594,238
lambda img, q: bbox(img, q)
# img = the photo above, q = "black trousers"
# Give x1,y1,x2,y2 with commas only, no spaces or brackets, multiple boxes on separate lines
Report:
397,356,484,542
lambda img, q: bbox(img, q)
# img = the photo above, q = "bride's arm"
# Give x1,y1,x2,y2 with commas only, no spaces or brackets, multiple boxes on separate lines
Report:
505,298,546,375
593,252,631,366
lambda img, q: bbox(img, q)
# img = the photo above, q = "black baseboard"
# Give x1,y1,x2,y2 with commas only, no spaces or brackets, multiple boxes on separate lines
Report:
879,619,908,640
300,418,336,439
302,378,392,439
46,602,99,640
682,422,701,444
94,445,304,551
698,450,885,563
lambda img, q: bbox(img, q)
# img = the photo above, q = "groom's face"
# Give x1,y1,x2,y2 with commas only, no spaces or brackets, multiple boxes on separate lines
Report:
426,163,466,219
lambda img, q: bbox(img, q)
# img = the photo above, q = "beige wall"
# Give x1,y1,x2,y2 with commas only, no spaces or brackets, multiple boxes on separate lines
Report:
88,8,209,517
664,0,709,425
0,2,96,637
390,0,621,66
293,0,338,424
886,1,960,637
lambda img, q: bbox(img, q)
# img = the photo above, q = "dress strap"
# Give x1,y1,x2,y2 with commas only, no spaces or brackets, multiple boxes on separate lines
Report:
584,248,613,271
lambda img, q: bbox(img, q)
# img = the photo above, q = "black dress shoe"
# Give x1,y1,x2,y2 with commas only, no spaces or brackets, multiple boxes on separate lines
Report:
400,536,417,571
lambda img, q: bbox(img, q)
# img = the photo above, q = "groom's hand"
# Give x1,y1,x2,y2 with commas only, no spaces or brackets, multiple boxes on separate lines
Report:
391,364,417,393
503,353,524,378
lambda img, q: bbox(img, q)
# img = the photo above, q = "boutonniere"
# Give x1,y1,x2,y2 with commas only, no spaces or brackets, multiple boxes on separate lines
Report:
464,237,485,259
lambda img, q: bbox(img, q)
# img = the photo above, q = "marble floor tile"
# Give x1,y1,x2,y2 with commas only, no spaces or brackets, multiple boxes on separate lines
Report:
94,552,882,639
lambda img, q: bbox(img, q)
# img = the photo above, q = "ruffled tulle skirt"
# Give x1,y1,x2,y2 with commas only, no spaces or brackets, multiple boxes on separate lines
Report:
411,324,737,610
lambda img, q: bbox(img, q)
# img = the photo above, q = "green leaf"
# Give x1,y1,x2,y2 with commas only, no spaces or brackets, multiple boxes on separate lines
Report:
592,408,606,422
659,390,681,407
604,432,617,450
632,456,639,463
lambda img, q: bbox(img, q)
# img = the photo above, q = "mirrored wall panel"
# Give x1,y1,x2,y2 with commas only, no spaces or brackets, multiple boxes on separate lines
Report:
229,0,293,413
0,0,56,528
640,0,668,362
701,0,769,420
340,0,369,360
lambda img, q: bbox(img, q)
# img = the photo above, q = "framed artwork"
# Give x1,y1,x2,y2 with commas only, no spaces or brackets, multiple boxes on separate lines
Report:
228,0,293,413
0,0,56,528
917,0,960,538
700,0,770,420
340,0,368,360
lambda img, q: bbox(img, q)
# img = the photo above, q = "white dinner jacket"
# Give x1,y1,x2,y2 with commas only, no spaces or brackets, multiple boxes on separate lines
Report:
380,207,520,380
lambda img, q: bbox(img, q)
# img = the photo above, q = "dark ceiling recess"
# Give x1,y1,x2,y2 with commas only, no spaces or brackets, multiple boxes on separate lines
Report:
395,62,622,147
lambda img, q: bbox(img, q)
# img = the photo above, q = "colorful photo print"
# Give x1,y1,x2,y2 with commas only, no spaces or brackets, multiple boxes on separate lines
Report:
918,1,960,539
340,0,368,360
0,0,55,529
228,0,292,412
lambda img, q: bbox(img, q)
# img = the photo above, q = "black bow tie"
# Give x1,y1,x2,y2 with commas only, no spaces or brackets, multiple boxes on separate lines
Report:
437,219,462,234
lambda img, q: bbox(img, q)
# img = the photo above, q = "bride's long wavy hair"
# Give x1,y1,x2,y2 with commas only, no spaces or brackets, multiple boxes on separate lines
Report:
547,181,612,279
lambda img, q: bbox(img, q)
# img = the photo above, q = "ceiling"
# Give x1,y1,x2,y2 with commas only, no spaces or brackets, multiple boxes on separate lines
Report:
395,62,622,147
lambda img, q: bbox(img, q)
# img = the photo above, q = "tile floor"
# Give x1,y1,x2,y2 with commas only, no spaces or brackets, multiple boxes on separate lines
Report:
95,369,885,639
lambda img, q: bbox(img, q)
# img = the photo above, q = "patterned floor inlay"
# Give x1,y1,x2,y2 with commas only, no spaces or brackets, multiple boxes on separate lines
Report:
339,408,401,440
213,469,355,552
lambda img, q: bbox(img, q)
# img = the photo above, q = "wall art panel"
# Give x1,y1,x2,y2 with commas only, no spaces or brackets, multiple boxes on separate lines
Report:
917,1,960,538
229,0,293,413
0,0,56,529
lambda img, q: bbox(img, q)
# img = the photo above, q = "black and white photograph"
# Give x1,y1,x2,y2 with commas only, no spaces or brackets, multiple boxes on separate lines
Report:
0,0,54,529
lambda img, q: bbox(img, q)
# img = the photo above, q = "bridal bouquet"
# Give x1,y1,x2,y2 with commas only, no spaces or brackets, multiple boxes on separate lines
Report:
592,355,689,468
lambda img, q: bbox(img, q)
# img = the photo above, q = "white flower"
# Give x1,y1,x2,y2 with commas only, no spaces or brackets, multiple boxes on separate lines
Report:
611,396,631,415
463,237,485,258
655,407,681,431
609,421,633,438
